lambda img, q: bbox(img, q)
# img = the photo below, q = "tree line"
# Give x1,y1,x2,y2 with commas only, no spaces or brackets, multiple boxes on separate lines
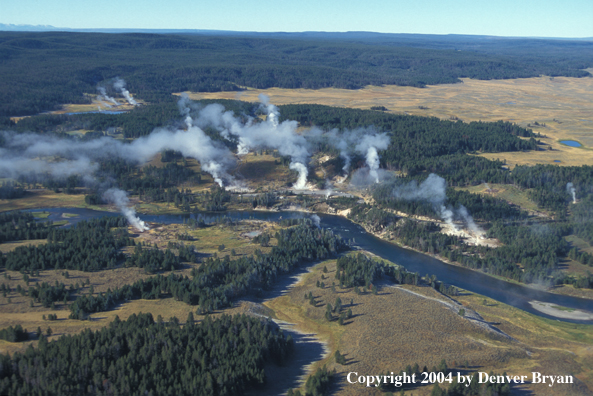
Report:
67,222,349,319
1,32,590,117
0,211,53,242
0,312,293,396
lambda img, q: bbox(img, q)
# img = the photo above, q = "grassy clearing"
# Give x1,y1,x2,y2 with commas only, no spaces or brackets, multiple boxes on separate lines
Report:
565,235,593,255
261,256,593,395
0,220,279,353
50,97,143,115
0,297,196,357
1,213,591,394
455,183,547,215
0,190,91,212
548,283,593,300
31,211,51,219
188,75,593,168
0,239,47,253
135,221,278,258
456,291,593,394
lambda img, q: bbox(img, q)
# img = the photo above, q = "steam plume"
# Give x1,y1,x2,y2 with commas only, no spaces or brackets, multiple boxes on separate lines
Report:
326,128,390,183
102,188,149,232
194,96,311,189
390,174,459,230
310,214,321,228
113,78,138,106
96,86,118,107
258,94,280,128
566,182,576,203
354,133,390,184
390,174,484,237
325,180,333,199
457,205,483,235
0,97,238,188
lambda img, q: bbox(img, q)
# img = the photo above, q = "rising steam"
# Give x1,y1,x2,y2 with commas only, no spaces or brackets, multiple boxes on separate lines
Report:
258,94,280,128
113,78,138,106
391,173,457,229
326,128,390,184
566,182,576,204
355,133,390,184
310,214,321,228
193,95,311,189
102,188,149,232
390,173,483,236
96,78,138,108
96,86,119,108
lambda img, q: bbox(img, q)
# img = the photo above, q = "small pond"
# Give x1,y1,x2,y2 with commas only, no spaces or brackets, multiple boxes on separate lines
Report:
560,140,582,148
65,111,129,115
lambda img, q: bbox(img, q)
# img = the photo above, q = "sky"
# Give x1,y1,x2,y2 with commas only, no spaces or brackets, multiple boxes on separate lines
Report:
1,0,592,38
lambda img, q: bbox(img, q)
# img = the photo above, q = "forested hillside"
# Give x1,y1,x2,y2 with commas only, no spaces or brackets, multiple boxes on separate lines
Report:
0,32,590,116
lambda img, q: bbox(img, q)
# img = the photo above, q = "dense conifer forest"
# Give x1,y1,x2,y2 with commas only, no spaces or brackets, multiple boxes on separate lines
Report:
0,211,53,242
0,32,590,116
0,312,293,396
3,217,135,272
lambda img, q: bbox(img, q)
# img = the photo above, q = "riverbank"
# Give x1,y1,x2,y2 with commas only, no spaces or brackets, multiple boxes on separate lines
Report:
338,207,593,302
529,301,593,321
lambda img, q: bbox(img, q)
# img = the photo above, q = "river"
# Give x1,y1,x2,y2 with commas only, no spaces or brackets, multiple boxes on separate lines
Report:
30,207,593,324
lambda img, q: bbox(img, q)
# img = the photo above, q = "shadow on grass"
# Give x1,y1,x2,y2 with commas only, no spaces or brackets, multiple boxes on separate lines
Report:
244,321,328,396
329,372,348,395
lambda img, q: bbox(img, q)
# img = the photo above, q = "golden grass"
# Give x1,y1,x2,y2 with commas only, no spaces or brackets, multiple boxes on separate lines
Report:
262,257,593,396
456,291,593,394
454,183,547,215
1,213,591,394
31,211,51,219
565,235,593,255
0,220,279,352
184,75,593,168
0,190,91,212
9,94,144,123
0,239,47,253
142,152,168,169
135,221,278,258
0,298,197,356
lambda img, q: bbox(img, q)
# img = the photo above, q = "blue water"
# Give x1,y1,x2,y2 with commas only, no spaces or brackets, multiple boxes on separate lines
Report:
560,140,582,147
27,207,593,324
553,160,561,163
65,110,128,115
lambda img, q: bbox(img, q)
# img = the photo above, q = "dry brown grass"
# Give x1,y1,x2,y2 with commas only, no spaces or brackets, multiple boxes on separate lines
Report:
135,221,278,258
185,75,593,168
0,190,91,212
0,239,47,253
0,220,278,353
9,95,145,124
455,183,549,216
1,216,591,395
565,235,593,255
264,258,593,396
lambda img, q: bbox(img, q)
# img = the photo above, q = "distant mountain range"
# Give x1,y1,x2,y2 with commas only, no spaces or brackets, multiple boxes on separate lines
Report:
1,23,591,41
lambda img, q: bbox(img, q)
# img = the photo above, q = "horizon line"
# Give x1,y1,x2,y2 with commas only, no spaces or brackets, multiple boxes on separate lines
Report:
0,23,592,41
